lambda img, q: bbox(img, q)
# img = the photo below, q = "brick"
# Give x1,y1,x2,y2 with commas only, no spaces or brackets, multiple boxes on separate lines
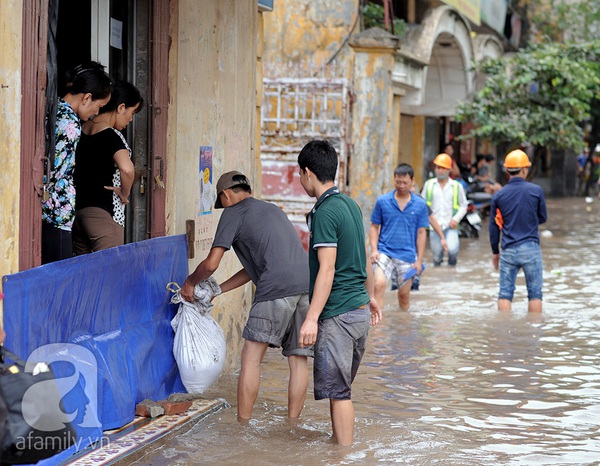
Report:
135,399,165,418
157,400,192,415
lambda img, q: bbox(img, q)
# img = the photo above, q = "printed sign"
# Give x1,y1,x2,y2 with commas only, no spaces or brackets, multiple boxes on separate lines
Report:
199,146,214,215
197,146,215,253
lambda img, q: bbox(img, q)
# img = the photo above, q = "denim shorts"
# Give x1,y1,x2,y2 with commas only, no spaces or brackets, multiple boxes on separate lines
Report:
313,306,370,401
242,294,313,357
498,241,543,301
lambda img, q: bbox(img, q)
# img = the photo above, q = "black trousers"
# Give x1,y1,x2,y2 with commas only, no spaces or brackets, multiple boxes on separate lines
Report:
41,221,73,264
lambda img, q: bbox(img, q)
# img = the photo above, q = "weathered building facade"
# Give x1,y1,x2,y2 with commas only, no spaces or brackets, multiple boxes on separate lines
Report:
0,0,514,373
1,0,272,371
260,0,506,234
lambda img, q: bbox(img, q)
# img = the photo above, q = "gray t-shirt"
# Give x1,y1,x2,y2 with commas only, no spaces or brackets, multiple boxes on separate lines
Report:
212,197,309,303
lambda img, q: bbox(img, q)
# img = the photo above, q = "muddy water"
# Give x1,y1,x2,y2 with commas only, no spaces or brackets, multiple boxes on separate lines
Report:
136,198,600,465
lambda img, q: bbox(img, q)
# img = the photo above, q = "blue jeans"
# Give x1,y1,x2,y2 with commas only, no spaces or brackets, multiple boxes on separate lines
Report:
430,228,459,265
498,241,543,301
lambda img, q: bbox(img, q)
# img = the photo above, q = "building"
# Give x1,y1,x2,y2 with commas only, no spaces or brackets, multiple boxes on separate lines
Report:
260,0,515,237
1,0,274,371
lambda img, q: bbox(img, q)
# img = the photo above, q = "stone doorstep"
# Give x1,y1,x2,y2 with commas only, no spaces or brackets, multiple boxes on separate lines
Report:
61,398,228,466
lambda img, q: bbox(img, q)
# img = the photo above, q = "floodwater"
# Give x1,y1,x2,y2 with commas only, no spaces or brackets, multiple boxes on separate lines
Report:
136,197,600,465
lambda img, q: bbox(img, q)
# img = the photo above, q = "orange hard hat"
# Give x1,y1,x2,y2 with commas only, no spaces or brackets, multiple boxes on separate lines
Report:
433,153,453,170
504,150,531,169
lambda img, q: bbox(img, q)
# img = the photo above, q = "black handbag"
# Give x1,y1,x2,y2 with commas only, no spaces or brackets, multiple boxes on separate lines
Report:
0,347,76,465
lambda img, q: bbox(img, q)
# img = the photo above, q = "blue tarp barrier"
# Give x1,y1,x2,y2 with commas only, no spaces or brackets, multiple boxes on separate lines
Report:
2,235,188,463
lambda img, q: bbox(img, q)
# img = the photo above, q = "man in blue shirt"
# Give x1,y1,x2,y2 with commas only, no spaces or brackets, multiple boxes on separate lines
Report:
370,163,430,311
490,150,547,313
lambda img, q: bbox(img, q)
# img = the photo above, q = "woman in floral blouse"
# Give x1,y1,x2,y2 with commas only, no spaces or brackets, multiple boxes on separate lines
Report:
42,62,112,264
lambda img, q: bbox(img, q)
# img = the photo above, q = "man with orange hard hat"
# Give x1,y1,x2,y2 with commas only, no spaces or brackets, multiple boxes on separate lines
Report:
421,153,468,266
489,150,547,313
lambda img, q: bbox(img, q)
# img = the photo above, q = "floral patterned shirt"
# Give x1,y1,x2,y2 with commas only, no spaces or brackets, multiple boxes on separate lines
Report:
42,98,81,230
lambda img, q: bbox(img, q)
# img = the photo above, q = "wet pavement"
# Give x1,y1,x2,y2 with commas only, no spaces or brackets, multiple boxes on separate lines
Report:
133,197,600,465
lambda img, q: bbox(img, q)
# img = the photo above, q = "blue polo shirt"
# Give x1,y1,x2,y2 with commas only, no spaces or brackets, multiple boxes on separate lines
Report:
370,191,429,263
489,177,547,254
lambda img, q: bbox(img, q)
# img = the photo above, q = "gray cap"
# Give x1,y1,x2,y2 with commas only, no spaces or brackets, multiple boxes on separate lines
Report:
214,171,251,208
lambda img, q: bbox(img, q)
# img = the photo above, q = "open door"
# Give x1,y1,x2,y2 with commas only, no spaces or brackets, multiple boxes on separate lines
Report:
20,0,169,269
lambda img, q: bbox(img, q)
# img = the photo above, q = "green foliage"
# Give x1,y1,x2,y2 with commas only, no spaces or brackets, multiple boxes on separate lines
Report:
514,0,600,44
362,1,406,37
455,41,600,151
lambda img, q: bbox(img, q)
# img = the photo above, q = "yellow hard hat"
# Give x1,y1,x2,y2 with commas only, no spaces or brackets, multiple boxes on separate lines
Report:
504,150,531,169
433,153,453,170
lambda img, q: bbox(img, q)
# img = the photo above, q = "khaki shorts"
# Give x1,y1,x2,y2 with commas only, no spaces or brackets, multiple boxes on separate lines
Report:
242,294,313,357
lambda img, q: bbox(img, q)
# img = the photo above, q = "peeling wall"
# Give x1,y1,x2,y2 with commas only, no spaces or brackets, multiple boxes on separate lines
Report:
263,0,359,78
349,38,398,225
0,0,23,293
263,1,401,230
165,0,259,372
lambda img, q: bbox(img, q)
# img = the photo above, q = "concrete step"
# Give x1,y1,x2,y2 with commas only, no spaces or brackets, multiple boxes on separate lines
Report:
59,398,228,465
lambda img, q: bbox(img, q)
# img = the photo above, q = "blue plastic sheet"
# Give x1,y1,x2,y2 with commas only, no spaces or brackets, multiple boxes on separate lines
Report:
2,235,188,463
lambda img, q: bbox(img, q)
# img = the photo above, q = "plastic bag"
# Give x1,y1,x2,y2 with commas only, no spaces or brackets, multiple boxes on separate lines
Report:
0,347,76,464
168,278,226,394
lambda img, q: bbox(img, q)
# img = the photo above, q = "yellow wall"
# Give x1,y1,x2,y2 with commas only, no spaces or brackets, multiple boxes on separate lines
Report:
165,0,259,371
263,1,401,229
349,44,397,218
413,116,425,186
399,114,426,188
0,0,23,293
263,0,359,79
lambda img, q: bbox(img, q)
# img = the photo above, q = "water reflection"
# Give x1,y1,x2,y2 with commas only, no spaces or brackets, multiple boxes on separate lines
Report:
135,198,600,465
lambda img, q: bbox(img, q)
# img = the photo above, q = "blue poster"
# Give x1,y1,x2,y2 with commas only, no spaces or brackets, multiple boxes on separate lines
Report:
199,146,214,215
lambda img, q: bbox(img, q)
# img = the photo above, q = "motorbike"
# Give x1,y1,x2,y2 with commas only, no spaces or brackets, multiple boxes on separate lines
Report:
457,176,493,238
460,200,483,238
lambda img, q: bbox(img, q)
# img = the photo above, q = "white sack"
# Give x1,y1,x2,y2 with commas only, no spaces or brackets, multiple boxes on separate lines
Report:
169,278,226,394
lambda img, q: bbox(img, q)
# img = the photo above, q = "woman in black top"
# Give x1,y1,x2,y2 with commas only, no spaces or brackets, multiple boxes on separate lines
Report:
72,81,143,254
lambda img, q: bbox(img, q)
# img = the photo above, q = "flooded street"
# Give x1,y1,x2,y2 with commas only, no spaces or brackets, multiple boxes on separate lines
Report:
136,197,600,465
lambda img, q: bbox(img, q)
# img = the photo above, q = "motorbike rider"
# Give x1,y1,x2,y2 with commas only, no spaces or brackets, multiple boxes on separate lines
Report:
421,153,468,266
472,154,502,194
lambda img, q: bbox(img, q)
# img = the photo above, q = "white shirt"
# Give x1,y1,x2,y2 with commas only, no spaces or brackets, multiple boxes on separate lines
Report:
421,178,468,229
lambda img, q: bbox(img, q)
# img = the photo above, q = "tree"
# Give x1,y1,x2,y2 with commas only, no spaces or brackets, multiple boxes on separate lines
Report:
513,0,600,44
456,41,600,154
456,0,600,182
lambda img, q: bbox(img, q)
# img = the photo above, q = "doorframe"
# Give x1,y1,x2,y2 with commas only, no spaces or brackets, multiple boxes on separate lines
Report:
20,0,48,270
148,0,169,238
90,0,110,67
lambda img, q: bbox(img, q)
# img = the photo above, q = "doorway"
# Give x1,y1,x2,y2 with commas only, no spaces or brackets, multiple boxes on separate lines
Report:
19,0,168,269
53,0,151,244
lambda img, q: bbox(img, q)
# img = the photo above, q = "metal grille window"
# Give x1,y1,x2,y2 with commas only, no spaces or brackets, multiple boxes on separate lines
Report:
260,78,352,222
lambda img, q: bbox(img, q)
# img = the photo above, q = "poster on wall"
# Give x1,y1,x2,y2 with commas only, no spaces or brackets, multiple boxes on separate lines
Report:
199,146,214,215
196,146,215,254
